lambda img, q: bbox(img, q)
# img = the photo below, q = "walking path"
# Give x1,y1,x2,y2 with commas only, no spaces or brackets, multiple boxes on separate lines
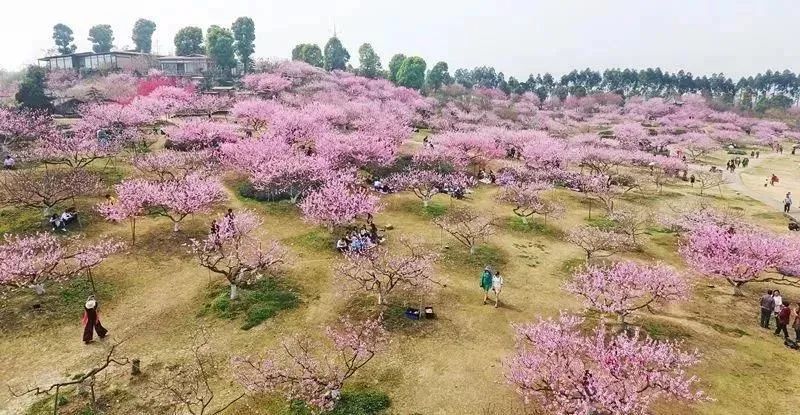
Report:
722,152,800,221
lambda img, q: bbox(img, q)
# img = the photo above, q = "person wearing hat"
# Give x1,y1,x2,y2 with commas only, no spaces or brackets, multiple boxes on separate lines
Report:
480,266,493,305
82,296,108,344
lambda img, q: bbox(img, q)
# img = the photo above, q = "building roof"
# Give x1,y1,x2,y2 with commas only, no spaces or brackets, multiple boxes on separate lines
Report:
39,51,151,61
157,54,210,61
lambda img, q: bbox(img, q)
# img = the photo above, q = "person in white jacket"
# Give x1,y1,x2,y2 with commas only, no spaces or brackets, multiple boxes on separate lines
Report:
773,290,784,328
491,271,504,308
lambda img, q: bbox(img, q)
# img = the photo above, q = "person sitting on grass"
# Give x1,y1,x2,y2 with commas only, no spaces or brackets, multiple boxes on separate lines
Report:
336,238,348,253
60,208,77,227
3,155,15,170
49,214,66,232
349,237,364,253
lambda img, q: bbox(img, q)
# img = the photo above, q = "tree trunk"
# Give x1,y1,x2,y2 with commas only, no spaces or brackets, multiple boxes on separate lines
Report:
730,280,745,296
521,216,528,225
377,292,385,306
469,245,476,255
423,199,430,208
131,218,136,246
173,221,180,232
230,283,239,300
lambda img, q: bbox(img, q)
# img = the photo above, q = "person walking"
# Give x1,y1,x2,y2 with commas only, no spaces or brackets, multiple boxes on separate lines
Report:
760,290,775,328
690,174,696,187
491,271,504,308
793,303,800,343
756,150,761,158
775,302,791,340
480,266,493,305
742,157,749,167
773,290,784,327
784,192,793,213
82,296,108,344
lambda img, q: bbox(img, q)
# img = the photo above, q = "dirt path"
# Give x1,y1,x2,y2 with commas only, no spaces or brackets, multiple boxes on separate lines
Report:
723,151,800,221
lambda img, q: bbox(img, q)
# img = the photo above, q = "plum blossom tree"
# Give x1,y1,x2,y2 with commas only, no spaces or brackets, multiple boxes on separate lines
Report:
0,168,102,213
185,94,233,118
497,181,564,224
221,139,330,202
521,136,571,170
680,224,798,295
30,130,121,169
74,102,152,146
432,207,496,254
232,316,387,412
132,150,214,182
565,261,689,325
242,73,293,98
0,108,55,152
566,225,633,260
191,210,287,300
431,130,505,171
335,241,438,305
681,133,719,162
693,170,728,196
300,179,382,230
610,207,654,245
150,174,227,232
230,99,282,132
648,156,687,193
314,131,399,171
166,120,240,151
96,179,153,244
385,169,475,207
505,313,706,415
0,233,123,294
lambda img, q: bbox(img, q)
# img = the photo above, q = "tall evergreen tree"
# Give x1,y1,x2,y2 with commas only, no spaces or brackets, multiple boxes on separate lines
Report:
52,24,76,55
132,19,157,53
174,27,204,56
357,43,382,78
232,17,256,73
323,37,350,71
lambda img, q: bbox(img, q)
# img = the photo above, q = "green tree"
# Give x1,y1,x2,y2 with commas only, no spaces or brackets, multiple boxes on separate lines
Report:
88,24,114,53
291,43,323,67
232,17,256,73
395,56,426,90
357,43,381,78
387,53,406,83
52,24,76,55
206,25,236,71
15,66,51,111
453,68,473,88
131,19,157,53
323,37,350,71
426,61,450,90
174,27,204,56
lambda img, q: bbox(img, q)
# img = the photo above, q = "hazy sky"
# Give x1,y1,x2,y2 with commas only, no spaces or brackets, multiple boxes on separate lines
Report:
1,0,799,79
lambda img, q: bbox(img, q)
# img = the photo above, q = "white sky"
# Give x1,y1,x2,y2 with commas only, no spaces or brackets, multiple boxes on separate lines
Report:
1,0,798,80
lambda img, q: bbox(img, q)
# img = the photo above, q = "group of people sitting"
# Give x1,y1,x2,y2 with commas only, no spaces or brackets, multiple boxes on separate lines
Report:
372,179,392,194
478,169,496,184
49,208,78,231
760,289,800,349
336,222,383,253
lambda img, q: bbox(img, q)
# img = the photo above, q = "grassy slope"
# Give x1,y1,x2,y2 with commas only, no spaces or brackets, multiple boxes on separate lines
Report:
2,148,800,414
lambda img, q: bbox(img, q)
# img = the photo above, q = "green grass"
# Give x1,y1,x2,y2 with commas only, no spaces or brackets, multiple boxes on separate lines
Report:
288,389,391,415
441,243,509,271
397,199,449,218
286,229,333,253
506,216,561,237
639,318,694,340
202,278,300,330
0,207,43,234
0,277,114,334
585,216,617,230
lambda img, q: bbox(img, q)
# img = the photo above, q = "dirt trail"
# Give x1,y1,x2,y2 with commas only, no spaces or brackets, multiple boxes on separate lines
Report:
723,151,800,221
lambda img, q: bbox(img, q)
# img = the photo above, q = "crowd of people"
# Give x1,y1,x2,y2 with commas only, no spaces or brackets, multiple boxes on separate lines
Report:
759,289,800,349
336,221,383,254
725,157,749,172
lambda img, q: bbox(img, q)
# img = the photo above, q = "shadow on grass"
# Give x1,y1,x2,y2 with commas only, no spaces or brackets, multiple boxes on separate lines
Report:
505,216,562,238
686,316,749,338
340,294,440,336
639,318,695,340
393,198,449,219
288,388,391,415
201,278,300,330
0,277,114,335
441,243,509,272
286,229,333,253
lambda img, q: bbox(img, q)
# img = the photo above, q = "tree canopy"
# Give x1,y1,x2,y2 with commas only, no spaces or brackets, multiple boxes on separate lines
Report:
174,26,204,56
323,37,350,71
291,43,323,68
387,53,406,83
131,19,157,53
357,43,382,79
396,56,426,90
232,17,256,73
15,66,52,111
426,61,451,90
88,24,114,53
206,25,236,71
52,24,76,55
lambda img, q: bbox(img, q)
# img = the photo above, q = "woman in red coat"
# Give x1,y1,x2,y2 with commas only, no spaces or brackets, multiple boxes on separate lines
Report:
82,296,108,344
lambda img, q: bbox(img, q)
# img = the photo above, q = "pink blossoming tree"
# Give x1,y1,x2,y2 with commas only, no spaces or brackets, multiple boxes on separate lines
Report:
565,261,690,325
335,241,438,305
190,210,287,300
505,313,707,415
385,169,475,207
300,180,382,231
232,316,387,412
432,207,496,255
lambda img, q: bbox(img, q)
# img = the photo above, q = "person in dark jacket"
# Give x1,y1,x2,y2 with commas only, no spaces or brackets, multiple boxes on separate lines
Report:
775,302,792,340
480,266,493,305
760,290,775,328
